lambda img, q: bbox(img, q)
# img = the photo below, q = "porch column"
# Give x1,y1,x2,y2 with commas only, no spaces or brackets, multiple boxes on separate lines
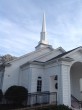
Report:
60,61,71,107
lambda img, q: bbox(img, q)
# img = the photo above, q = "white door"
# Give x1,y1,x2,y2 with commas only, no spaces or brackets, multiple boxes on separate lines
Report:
50,75,58,92
50,75,58,104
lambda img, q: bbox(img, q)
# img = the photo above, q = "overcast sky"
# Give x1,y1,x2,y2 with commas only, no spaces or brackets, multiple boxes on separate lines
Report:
0,0,82,56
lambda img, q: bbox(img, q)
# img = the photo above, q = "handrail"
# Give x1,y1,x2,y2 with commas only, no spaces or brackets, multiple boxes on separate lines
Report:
28,91,57,95
71,94,81,109
71,95,80,103
27,91,57,106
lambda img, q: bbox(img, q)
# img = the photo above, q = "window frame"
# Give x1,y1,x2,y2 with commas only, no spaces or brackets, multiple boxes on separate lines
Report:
37,77,42,92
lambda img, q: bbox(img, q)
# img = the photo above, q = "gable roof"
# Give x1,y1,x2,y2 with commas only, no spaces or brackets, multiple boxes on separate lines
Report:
47,46,82,62
20,46,82,68
34,46,65,61
7,46,54,64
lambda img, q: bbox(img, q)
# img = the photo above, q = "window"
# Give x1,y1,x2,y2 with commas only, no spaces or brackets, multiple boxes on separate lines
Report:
37,77,42,92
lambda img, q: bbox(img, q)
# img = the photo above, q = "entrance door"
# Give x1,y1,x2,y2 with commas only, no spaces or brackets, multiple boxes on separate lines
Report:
50,75,58,104
50,75,58,92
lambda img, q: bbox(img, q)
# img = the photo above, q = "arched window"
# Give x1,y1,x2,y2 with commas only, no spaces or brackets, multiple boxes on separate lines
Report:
37,77,42,92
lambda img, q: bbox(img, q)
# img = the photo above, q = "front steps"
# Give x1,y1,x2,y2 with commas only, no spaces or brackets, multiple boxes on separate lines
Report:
72,107,82,110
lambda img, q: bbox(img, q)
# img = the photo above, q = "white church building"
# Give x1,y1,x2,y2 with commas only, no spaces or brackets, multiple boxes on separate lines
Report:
1,14,82,108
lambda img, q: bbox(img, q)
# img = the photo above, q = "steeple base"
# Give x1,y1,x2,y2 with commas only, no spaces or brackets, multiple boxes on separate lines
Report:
35,43,52,50
35,13,52,50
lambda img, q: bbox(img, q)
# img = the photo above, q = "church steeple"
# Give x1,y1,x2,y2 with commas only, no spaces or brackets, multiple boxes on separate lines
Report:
42,13,46,32
35,13,50,50
40,13,48,44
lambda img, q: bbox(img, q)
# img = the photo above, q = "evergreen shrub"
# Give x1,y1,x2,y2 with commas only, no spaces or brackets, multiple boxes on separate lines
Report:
4,85,28,104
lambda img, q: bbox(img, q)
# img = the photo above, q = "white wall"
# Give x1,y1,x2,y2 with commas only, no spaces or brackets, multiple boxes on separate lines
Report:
19,65,31,93
26,60,71,106
60,61,71,107
44,63,59,91
29,64,44,93
2,47,53,93
44,61,71,106
44,62,62,105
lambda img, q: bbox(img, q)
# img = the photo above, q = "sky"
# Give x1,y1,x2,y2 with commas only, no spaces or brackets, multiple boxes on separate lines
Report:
0,0,82,56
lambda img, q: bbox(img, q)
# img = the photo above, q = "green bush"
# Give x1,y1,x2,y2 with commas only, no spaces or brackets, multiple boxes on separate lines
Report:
36,105,72,110
4,85,28,104
56,105,72,110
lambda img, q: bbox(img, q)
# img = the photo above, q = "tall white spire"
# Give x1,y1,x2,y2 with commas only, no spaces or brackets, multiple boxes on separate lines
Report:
40,13,48,44
35,13,50,50
42,13,46,32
